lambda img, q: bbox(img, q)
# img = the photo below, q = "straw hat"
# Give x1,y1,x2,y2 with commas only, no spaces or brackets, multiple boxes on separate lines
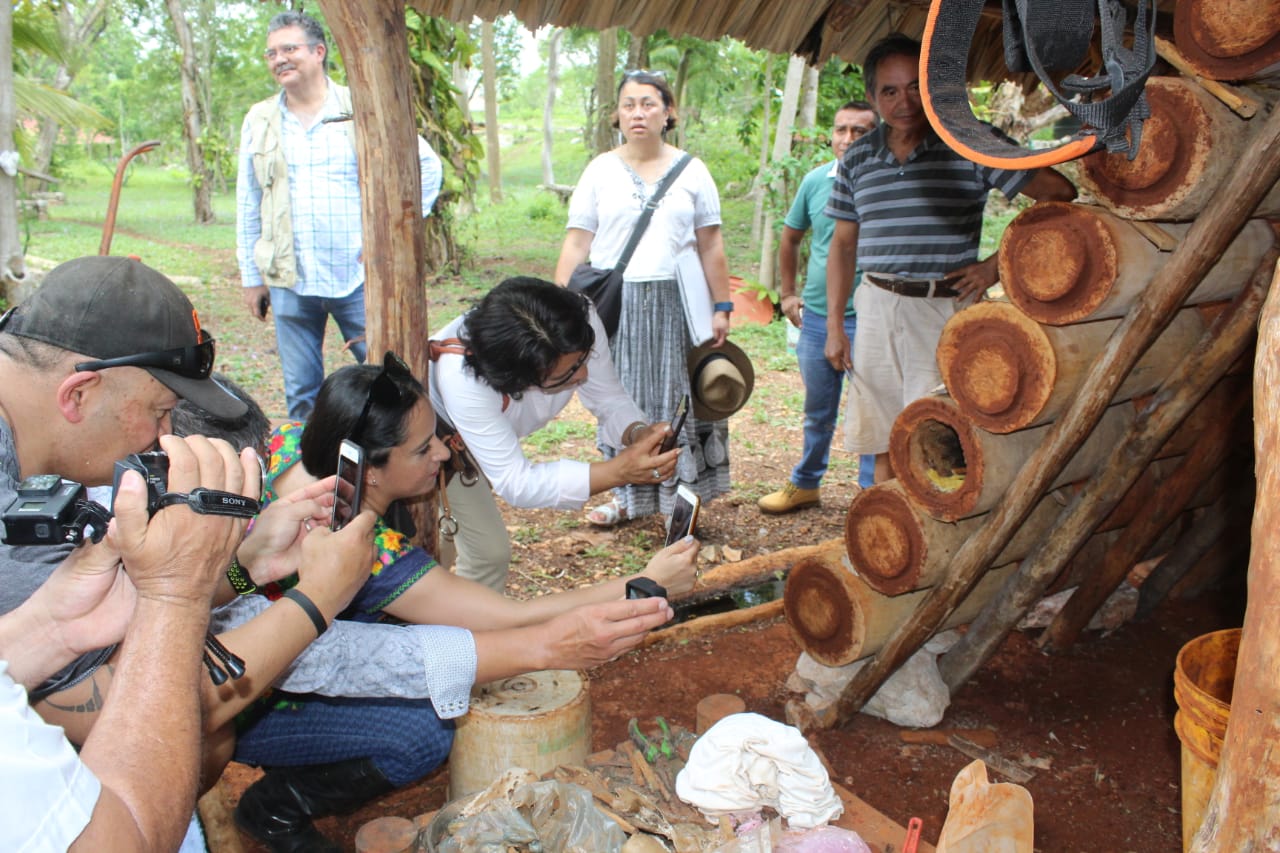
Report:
687,340,755,420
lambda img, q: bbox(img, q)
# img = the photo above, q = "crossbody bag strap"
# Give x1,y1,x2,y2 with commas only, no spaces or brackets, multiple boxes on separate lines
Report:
428,337,510,412
614,153,694,275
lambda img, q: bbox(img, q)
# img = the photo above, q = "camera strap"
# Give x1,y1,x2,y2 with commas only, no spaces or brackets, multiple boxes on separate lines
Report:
154,488,260,518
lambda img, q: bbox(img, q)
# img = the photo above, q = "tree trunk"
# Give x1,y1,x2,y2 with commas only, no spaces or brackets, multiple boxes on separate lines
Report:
0,0,26,300
541,29,561,187
592,28,618,156
625,33,648,71
1187,265,1280,853
481,19,502,204
451,59,472,124
164,0,215,224
673,48,692,150
757,54,805,291
750,54,774,249
33,0,110,182
319,0,433,545
798,65,819,130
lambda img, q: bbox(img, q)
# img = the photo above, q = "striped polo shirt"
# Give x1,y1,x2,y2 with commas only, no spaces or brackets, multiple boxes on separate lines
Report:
825,125,1034,278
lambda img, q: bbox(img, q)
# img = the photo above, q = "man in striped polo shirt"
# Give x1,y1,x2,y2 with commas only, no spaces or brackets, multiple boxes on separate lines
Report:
823,33,1076,483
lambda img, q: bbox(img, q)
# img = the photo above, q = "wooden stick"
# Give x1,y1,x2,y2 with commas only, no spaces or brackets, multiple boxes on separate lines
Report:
940,253,1275,689
1134,496,1232,619
946,736,1034,784
1037,388,1247,651
817,101,1280,729
1155,35,1260,119
1130,220,1180,253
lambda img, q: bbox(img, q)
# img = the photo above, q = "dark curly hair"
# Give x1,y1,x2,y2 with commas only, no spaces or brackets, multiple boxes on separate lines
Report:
612,70,679,132
459,277,596,399
299,359,427,475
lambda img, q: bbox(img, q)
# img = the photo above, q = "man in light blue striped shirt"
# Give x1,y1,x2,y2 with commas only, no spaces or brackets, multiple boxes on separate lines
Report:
824,33,1076,483
236,11,442,419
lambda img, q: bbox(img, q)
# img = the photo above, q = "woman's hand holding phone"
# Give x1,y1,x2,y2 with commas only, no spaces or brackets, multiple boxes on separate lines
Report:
639,534,699,596
608,426,679,488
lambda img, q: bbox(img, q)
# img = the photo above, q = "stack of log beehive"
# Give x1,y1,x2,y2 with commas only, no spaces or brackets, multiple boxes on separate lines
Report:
784,14,1280,721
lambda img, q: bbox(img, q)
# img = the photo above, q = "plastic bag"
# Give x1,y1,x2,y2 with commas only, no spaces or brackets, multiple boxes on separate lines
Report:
775,825,873,853
435,779,625,853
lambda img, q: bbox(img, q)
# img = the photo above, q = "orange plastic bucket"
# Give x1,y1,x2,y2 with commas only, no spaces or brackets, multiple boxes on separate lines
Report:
1172,627,1240,851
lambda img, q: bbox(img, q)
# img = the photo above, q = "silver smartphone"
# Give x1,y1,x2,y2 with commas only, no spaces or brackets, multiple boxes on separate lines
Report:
330,439,365,531
665,484,701,546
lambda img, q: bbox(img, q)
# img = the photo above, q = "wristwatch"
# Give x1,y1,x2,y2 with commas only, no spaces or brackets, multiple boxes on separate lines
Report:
226,557,257,596
713,301,734,313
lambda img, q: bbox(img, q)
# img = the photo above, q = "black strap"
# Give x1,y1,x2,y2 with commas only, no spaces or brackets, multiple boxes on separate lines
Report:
614,153,693,275
155,488,260,517
922,0,1155,168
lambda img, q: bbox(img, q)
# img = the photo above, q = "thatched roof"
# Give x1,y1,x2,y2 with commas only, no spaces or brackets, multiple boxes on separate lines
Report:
406,0,1178,81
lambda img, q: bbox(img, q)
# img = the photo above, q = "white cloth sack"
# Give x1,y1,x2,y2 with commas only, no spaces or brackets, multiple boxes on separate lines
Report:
675,712,843,829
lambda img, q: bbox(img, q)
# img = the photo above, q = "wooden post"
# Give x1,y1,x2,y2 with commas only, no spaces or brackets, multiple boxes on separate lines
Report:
1037,391,1246,651
1135,496,1234,620
939,251,1276,691
815,102,1280,730
1188,262,1280,853
319,0,436,547
319,0,428,370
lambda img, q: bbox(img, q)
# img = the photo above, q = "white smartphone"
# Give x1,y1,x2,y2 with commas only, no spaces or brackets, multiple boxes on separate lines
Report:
330,439,365,531
665,484,701,546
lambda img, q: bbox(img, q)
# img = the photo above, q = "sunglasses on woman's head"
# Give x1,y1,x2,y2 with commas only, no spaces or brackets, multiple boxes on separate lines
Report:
350,351,412,444
623,68,667,81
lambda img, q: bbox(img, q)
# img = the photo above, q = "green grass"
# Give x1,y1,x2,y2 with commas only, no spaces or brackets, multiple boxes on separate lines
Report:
523,419,596,459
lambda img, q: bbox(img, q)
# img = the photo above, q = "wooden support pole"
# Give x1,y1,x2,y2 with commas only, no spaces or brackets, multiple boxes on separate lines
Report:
1037,389,1246,651
1135,497,1233,620
939,252,1275,690
1188,263,1280,853
814,104,1280,730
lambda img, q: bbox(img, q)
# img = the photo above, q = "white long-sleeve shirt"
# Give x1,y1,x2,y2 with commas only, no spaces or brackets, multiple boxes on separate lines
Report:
428,308,646,510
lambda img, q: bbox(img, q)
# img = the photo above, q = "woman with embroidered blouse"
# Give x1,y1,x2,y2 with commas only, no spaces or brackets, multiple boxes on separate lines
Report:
240,353,700,847
554,70,735,530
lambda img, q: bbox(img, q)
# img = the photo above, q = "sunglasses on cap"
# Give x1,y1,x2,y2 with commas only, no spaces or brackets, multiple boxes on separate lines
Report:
623,68,667,81
73,330,216,380
351,351,413,444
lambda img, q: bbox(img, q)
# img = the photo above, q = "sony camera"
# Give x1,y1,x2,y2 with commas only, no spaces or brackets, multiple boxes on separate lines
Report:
112,451,169,517
0,474,92,546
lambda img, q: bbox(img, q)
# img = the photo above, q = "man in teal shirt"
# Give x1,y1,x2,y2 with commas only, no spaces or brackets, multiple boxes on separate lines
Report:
760,101,878,513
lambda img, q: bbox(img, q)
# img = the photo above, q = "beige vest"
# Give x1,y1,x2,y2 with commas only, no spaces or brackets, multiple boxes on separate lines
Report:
244,81,355,289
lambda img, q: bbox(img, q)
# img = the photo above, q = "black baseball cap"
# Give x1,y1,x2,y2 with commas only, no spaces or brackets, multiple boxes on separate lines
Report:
2,256,247,419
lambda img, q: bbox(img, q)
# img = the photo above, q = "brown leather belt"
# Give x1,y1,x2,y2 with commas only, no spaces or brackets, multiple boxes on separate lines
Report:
865,273,960,298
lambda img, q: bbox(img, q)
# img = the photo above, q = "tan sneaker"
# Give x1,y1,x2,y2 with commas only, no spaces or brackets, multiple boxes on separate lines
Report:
758,482,820,514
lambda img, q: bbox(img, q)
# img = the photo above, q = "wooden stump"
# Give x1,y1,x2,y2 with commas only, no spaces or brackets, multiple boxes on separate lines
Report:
782,548,1016,666
1173,0,1280,82
1076,77,1280,220
997,202,1274,324
938,300,1215,431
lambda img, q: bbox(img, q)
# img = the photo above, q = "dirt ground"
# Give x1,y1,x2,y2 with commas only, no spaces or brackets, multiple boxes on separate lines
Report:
83,253,1244,852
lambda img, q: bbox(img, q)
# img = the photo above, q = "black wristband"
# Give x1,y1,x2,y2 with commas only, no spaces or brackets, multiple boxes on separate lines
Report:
282,589,328,637
226,557,257,596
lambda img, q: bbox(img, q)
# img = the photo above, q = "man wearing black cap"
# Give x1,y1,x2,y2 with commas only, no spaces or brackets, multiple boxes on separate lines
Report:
0,256,377,850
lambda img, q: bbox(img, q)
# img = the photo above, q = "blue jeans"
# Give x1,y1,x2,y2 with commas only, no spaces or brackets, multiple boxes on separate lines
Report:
793,313,876,490
269,286,369,420
234,694,454,786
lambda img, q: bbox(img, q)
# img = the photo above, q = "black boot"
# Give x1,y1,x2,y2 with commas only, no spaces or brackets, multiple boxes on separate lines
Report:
234,758,395,852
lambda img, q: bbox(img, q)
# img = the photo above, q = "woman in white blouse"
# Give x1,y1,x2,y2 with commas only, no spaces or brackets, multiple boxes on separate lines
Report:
429,277,679,591
554,70,734,528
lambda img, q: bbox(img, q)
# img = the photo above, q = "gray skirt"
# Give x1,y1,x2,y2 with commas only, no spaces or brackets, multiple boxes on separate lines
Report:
598,277,731,519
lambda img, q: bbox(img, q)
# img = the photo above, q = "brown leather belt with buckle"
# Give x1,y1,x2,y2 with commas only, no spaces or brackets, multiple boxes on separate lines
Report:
865,273,961,298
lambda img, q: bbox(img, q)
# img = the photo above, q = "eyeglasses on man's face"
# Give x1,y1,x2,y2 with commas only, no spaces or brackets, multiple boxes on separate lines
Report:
263,42,315,62
351,351,412,444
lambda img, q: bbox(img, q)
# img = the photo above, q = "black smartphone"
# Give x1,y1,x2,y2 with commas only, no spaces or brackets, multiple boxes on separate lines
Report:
330,439,365,531
658,394,690,454
664,484,701,546
258,294,271,317
626,577,667,600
